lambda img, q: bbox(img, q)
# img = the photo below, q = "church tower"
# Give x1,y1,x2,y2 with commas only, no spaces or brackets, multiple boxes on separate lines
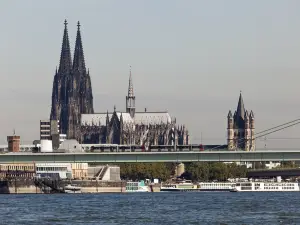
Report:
227,92,255,151
126,66,135,118
50,20,72,135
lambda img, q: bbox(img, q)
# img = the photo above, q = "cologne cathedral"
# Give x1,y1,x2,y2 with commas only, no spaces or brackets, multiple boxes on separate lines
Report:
50,20,94,140
50,20,189,146
227,93,255,151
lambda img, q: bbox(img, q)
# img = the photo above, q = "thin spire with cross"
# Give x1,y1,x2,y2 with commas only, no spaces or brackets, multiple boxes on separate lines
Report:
126,64,136,117
58,19,72,74
73,20,86,72
128,64,134,97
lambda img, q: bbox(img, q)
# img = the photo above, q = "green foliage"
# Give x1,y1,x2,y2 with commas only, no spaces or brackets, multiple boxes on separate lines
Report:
185,162,248,181
119,162,247,182
277,161,297,169
119,163,176,181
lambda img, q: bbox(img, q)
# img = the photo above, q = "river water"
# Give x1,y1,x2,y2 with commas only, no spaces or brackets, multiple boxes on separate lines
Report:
0,192,299,224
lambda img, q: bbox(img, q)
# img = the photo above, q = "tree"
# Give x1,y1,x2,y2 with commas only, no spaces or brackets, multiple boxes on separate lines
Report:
119,163,174,181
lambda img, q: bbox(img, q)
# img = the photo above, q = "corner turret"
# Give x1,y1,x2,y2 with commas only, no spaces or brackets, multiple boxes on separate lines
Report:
227,110,234,150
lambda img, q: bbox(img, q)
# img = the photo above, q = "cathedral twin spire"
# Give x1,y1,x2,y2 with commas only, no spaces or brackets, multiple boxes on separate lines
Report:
58,20,86,74
73,22,86,73
50,20,94,138
58,20,72,75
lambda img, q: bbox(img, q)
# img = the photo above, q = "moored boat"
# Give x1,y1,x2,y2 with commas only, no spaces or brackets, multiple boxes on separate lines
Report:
160,180,201,192
64,184,81,193
198,182,234,191
230,181,300,192
126,181,149,192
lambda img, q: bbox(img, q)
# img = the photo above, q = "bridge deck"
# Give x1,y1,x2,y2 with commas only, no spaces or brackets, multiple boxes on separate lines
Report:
0,150,299,163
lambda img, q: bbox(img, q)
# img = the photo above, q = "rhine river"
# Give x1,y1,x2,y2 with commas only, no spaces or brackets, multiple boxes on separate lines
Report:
0,192,299,224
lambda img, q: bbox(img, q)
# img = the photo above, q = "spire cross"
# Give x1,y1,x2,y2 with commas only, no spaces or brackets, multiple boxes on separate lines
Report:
77,21,81,29
64,19,68,27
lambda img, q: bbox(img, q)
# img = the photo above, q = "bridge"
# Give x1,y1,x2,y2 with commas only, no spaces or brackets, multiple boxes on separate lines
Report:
0,150,300,163
247,168,300,178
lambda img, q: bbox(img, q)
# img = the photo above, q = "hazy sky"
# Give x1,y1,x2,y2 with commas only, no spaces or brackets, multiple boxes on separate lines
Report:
1,1,300,148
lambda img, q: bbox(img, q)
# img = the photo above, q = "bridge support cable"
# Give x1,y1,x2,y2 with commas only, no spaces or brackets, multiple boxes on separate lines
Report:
234,119,300,151
233,120,300,151
255,119,300,137
204,118,300,151
254,121,300,140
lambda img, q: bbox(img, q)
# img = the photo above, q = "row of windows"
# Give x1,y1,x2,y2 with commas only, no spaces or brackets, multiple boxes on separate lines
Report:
241,187,252,190
37,167,68,171
40,122,50,126
0,166,34,170
201,183,231,186
264,183,294,187
0,147,35,151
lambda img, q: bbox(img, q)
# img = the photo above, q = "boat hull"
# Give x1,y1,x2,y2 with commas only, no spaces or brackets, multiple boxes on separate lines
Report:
200,189,231,192
160,188,201,192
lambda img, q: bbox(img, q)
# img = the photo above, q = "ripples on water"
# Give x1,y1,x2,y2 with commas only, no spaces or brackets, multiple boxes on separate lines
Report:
0,192,299,225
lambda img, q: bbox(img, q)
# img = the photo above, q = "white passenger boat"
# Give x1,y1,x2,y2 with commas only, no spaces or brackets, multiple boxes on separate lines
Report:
64,184,82,193
160,180,201,192
161,181,234,192
126,181,149,192
231,182,300,192
199,182,234,191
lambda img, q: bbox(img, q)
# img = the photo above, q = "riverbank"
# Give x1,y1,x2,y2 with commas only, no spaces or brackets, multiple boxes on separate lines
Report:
0,179,161,194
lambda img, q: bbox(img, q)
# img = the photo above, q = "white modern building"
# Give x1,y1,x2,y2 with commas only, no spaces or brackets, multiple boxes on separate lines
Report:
36,163,72,179
40,119,66,142
87,165,121,181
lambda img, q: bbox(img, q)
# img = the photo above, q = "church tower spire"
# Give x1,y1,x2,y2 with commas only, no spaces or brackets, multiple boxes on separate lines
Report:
128,65,134,98
50,20,72,128
235,91,245,129
73,21,86,73
58,19,72,74
126,65,136,118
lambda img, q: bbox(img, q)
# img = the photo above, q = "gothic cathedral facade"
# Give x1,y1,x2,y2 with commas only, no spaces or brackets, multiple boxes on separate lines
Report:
50,21,189,146
50,20,94,140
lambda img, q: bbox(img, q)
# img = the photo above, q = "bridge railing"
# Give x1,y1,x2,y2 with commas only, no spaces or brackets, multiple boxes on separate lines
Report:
85,144,230,153
88,144,191,152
